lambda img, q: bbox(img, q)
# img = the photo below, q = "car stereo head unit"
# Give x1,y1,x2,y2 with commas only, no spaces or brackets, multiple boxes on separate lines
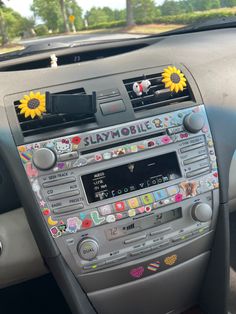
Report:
17,105,219,281
82,152,181,203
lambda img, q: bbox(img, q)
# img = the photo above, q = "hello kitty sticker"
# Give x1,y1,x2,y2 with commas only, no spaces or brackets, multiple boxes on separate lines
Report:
55,139,72,154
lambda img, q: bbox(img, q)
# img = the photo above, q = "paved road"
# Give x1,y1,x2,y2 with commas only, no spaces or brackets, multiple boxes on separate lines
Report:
20,33,145,47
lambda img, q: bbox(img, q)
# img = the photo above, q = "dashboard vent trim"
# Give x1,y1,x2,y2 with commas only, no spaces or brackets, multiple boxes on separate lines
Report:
14,88,96,137
123,73,192,112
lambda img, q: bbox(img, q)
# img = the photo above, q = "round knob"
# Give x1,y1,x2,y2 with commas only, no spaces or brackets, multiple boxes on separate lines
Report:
184,112,205,133
78,238,99,261
191,202,212,222
32,148,57,170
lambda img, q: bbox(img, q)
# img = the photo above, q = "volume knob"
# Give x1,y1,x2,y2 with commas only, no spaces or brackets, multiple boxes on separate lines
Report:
184,112,205,133
32,148,57,170
191,202,212,222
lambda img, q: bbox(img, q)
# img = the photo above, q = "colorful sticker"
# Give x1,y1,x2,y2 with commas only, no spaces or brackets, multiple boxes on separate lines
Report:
180,182,198,197
47,216,58,226
50,226,61,238
106,215,116,223
20,152,32,163
164,254,177,266
130,266,144,278
55,139,71,154
66,217,82,233
152,118,163,128
32,179,42,199
26,163,38,177
82,218,93,229
42,208,50,216
90,211,105,225
147,261,161,272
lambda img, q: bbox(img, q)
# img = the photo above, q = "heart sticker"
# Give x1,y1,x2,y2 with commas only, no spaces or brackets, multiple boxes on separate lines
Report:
130,266,144,279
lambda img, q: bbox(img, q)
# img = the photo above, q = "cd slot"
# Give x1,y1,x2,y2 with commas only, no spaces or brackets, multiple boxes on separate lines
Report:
80,131,166,155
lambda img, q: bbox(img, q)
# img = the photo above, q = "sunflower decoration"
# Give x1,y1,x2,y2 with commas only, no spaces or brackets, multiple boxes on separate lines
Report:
18,91,46,119
162,66,187,93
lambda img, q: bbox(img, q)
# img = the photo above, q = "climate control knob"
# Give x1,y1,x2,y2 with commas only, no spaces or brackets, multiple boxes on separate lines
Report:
32,148,57,170
191,202,212,222
183,112,205,133
78,238,99,261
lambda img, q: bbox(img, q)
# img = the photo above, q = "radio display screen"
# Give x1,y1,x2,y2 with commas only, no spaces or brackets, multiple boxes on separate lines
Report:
82,152,181,203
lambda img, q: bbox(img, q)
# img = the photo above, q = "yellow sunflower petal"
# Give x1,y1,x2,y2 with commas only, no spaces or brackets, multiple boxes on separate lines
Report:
162,78,171,83
34,108,42,116
162,73,171,78
168,66,174,72
24,109,31,118
23,95,30,101
179,84,184,92
20,99,28,105
20,107,27,114
175,85,179,93
30,111,36,119
165,81,172,88
170,83,175,92
29,91,35,98
18,103,27,109
182,81,187,87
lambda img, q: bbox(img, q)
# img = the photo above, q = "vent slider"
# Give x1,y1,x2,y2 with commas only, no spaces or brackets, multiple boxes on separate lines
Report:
46,91,97,115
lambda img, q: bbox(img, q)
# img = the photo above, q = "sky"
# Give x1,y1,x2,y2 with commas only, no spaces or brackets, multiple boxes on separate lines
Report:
4,0,165,17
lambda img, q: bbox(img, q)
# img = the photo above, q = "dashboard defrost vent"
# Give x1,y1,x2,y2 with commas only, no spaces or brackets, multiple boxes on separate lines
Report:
14,88,96,137
123,73,192,112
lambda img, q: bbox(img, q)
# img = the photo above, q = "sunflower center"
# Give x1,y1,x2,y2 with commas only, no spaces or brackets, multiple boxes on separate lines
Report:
170,73,181,84
28,98,40,109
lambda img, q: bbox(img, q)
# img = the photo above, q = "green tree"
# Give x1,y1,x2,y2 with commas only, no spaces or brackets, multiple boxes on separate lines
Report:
132,0,157,22
0,1,8,45
31,0,83,32
31,0,61,31
161,0,182,16
85,7,109,26
221,0,236,6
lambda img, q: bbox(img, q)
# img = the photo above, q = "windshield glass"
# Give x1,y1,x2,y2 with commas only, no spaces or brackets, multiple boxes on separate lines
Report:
1,0,235,56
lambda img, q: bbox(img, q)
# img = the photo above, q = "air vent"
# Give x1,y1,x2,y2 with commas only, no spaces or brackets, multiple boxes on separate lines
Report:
123,72,192,112
14,88,96,137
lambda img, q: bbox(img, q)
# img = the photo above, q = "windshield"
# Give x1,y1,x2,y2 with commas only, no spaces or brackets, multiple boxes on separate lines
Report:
0,0,236,56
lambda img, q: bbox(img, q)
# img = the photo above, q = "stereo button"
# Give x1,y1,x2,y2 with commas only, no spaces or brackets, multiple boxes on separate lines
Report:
127,198,140,209
43,177,76,188
53,203,84,214
115,201,126,212
180,142,205,153
48,190,80,201
150,227,172,236
59,152,79,161
106,255,127,264
98,205,113,216
124,234,147,244
153,189,168,201
141,193,155,205
183,154,208,165
186,167,210,178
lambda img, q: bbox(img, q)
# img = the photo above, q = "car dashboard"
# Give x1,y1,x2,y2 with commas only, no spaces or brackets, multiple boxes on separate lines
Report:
1,28,236,314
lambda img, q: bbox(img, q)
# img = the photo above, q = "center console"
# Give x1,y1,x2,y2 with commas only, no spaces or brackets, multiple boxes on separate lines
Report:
17,104,219,312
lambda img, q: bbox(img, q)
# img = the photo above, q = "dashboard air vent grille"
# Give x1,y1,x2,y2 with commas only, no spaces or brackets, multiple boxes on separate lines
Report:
123,73,192,112
14,88,96,137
